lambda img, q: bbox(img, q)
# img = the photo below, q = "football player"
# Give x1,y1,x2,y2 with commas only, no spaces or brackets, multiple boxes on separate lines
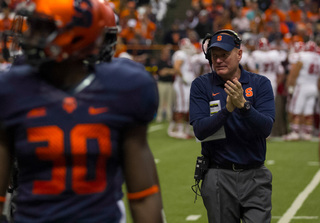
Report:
0,1,165,223
284,40,320,141
247,37,285,98
168,38,197,139
284,41,305,134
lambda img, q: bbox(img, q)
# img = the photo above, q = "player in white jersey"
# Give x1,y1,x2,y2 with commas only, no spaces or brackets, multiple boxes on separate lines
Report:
318,46,320,164
284,40,320,141
239,46,250,70
168,38,197,139
285,41,305,133
247,38,285,98
190,47,211,77
288,41,305,65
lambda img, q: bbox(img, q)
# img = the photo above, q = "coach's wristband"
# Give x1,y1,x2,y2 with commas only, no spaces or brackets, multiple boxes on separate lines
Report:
239,101,251,113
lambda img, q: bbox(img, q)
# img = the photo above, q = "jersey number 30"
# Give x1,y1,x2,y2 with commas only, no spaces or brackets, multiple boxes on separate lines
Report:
27,124,111,195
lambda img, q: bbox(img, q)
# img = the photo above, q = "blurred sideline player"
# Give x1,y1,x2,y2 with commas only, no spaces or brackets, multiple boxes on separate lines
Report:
155,45,176,123
0,0,165,223
285,41,305,133
316,46,320,165
190,39,211,77
0,6,29,223
168,38,197,139
284,40,320,141
247,37,285,98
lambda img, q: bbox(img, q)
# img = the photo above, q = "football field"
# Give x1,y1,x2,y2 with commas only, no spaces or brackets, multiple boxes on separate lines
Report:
124,122,320,223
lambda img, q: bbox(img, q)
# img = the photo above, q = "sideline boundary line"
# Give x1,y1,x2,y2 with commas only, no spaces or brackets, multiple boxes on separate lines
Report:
277,169,320,223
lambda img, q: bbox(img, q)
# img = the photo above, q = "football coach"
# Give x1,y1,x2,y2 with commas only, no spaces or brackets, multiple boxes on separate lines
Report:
189,29,275,223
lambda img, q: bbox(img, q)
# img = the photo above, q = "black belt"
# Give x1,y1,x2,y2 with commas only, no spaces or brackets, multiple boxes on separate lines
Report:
209,162,263,172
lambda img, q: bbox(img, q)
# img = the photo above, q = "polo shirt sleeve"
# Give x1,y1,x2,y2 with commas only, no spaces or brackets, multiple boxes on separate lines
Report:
239,77,275,137
189,77,231,141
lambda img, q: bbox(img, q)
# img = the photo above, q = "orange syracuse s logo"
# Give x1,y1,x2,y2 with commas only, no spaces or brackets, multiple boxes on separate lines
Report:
62,97,77,114
245,87,253,97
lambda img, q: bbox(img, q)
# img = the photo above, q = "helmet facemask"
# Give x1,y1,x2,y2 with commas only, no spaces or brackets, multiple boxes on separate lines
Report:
98,27,118,62
19,14,59,66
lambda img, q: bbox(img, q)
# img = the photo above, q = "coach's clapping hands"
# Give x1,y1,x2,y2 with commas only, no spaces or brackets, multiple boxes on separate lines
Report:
224,77,246,112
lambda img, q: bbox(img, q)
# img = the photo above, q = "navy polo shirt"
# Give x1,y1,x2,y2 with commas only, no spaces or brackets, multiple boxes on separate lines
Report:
189,65,275,165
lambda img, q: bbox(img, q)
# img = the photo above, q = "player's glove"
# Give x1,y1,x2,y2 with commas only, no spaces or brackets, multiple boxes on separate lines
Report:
287,86,295,95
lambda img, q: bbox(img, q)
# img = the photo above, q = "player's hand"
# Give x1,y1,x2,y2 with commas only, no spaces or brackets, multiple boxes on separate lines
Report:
287,86,294,95
224,78,246,109
182,78,188,85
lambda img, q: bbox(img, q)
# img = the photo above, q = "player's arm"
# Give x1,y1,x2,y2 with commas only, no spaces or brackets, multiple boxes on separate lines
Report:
0,128,12,214
122,124,164,223
286,61,302,92
173,60,183,77
246,55,258,74
276,63,285,86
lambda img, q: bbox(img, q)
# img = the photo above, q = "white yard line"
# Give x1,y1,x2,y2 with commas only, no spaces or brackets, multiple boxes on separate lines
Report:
266,160,275,165
273,216,318,219
148,124,164,133
277,169,320,223
268,137,319,142
186,215,202,221
307,161,320,166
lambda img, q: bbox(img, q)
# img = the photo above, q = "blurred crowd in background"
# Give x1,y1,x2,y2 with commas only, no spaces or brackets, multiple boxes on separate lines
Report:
0,0,319,140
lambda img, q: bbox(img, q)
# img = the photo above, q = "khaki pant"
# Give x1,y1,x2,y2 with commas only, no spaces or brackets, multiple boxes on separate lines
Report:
156,81,174,122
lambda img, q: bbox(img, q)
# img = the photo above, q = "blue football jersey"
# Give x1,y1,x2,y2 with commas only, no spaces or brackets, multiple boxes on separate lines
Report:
0,58,158,223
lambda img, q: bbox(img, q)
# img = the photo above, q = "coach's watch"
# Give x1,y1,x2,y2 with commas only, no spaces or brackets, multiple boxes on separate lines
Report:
239,101,251,112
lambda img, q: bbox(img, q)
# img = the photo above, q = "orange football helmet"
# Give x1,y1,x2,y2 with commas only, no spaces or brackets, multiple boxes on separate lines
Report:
16,0,106,65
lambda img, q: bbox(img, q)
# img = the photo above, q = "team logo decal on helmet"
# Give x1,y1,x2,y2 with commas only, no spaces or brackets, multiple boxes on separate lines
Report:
72,0,93,28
